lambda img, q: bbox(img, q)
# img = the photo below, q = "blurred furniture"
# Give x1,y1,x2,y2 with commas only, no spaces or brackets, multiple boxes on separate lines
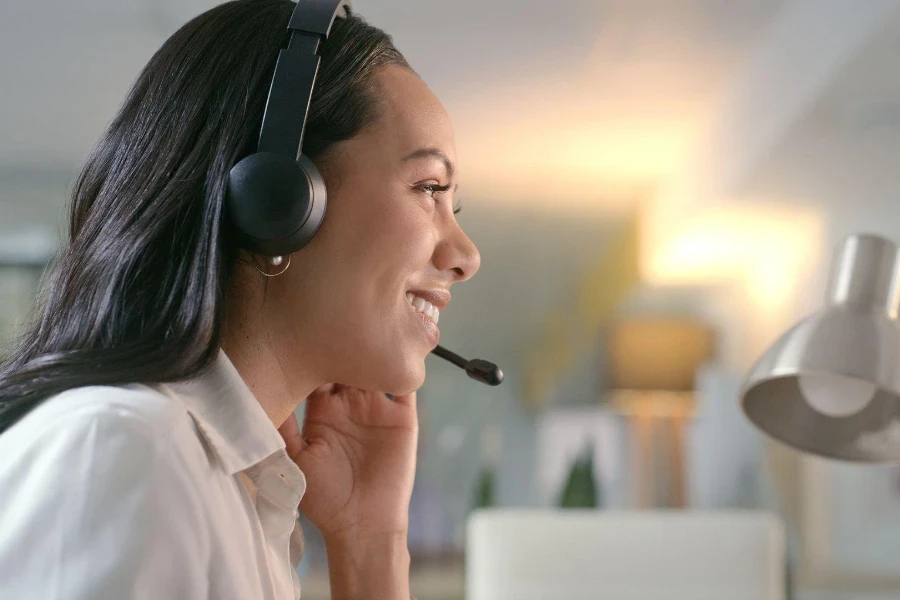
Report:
606,317,716,507
536,408,622,508
466,509,785,600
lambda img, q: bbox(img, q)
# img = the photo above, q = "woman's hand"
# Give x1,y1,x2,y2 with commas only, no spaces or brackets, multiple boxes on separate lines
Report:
278,383,418,534
279,385,417,599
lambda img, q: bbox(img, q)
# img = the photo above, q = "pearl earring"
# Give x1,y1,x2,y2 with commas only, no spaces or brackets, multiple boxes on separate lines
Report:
253,254,291,277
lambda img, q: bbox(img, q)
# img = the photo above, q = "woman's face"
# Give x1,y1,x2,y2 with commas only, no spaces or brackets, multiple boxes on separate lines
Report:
260,65,481,394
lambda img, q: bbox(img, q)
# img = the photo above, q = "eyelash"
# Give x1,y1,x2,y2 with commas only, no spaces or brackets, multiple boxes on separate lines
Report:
418,183,462,214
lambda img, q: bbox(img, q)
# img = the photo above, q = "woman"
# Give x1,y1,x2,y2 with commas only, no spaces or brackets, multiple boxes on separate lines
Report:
0,1,480,598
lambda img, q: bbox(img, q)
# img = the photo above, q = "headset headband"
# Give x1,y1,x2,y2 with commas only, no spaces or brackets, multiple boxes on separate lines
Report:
256,0,351,158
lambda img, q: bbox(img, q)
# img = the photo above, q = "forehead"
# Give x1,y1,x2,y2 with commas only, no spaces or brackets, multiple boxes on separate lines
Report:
365,66,456,161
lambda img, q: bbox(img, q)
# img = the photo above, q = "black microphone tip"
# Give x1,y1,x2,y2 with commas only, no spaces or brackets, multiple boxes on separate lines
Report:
466,359,504,386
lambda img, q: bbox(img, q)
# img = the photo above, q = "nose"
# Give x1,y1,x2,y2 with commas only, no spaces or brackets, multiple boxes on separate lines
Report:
434,219,481,282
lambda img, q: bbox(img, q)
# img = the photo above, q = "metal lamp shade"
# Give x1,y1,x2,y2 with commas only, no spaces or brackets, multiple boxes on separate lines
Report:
741,234,900,461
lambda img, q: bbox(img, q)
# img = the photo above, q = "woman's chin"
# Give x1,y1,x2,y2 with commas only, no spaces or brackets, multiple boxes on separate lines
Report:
339,355,425,395
387,368,426,396
380,358,426,395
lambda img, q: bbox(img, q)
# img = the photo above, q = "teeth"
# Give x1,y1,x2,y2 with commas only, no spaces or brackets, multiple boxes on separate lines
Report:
406,293,441,325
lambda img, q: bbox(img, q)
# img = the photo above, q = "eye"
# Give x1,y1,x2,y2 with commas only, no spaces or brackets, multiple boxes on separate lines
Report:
415,182,461,214
417,182,451,198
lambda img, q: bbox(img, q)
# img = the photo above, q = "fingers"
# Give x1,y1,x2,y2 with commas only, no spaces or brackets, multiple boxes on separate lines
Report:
278,411,300,436
309,383,340,397
277,411,307,461
306,384,417,409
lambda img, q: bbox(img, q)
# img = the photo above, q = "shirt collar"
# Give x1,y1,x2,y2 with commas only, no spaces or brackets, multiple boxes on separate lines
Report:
163,349,288,476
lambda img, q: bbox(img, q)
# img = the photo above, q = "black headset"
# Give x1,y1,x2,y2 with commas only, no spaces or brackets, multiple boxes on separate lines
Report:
225,0,505,386
225,0,351,258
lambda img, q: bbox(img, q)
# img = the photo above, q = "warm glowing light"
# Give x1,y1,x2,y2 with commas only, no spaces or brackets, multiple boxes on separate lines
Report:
643,204,823,312
457,121,690,211
447,62,715,213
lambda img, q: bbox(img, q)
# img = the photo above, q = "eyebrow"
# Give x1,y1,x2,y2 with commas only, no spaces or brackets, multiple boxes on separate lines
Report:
401,147,455,180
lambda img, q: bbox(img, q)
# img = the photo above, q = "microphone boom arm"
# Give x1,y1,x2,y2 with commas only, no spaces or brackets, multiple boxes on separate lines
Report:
431,344,504,386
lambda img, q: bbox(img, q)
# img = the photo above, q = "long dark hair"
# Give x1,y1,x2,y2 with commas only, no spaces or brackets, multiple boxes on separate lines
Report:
0,0,409,433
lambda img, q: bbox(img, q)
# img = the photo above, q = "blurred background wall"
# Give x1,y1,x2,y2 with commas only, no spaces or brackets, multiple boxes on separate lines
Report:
6,0,900,597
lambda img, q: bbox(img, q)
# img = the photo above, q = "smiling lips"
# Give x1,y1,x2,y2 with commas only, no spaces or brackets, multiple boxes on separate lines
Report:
406,292,440,324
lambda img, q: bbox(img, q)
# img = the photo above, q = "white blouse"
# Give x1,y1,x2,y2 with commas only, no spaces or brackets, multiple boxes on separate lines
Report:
0,350,307,599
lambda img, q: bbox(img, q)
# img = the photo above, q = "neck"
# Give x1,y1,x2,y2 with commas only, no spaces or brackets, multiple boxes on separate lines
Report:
221,311,322,429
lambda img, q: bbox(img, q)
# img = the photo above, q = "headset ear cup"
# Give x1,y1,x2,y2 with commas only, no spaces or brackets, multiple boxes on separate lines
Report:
225,0,345,256
225,152,326,256
295,153,327,247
